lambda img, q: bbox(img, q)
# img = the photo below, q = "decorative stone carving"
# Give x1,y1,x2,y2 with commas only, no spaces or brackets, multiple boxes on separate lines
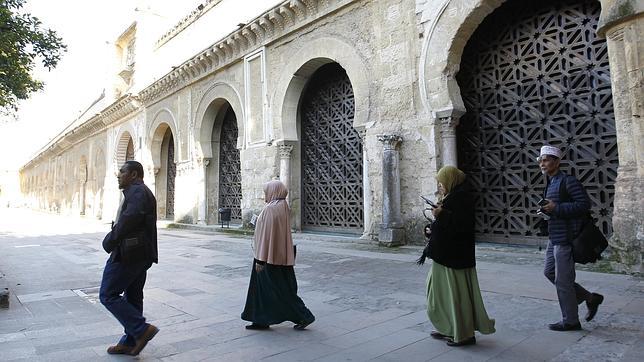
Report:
278,143,294,191
435,108,464,167
139,0,356,106
278,144,294,159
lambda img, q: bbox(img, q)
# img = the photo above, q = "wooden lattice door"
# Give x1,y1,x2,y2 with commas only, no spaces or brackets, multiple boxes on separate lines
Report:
456,0,617,244
166,132,175,218
218,107,242,222
301,63,363,232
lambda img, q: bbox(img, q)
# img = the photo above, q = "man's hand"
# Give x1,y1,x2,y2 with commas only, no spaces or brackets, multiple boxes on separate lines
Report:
542,200,556,213
431,205,443,217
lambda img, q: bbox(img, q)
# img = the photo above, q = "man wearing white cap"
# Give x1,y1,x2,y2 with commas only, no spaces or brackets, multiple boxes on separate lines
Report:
538,145,604,331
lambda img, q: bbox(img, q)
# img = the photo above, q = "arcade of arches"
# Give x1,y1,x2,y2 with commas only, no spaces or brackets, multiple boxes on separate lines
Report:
18,0,643,272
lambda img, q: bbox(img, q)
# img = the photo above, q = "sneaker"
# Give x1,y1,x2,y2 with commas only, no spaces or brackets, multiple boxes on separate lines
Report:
585,293,604,322
548,321,582,331
129,324,159,356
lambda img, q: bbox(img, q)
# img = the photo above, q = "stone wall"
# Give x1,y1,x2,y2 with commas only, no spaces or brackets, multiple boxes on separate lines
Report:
19,0,643,271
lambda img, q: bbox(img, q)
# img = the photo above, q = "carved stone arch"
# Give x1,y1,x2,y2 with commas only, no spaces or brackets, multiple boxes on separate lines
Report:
419,0,505,114
114,124,137,169
430,0,618,245
193,82,244,159
149,108,179,168
272,36,371,142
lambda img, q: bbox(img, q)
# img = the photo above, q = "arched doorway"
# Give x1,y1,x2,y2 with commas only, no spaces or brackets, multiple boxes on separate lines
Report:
116,131,135,166
93,148,105,219
79,156,87,215
300,62,363,233
217,106,242,223
126,138,135,161
456,0,617,244
160,129,176,219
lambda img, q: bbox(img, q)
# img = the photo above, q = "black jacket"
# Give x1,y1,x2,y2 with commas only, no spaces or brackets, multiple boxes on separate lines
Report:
428,184,476,269
102,180,158,263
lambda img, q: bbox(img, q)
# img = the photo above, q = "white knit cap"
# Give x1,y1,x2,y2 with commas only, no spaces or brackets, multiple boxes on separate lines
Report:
539,145,562,159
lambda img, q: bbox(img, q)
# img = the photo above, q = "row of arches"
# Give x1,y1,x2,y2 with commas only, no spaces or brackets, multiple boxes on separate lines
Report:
22,0,619,244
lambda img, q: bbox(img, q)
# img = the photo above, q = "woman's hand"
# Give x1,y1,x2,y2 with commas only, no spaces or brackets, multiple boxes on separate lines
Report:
431,205,443,217
255,263,264,273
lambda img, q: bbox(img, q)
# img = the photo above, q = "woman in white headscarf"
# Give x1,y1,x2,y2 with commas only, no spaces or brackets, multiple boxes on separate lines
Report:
241,180,315,330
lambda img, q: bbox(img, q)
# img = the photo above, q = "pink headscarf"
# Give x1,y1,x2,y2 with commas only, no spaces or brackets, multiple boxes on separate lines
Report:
253,180,295,266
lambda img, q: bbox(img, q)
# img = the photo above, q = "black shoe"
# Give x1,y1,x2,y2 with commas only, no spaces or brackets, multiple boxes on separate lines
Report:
548,322,582,331
585,293,604,322
430,331,452,340
446,336,476,346
245,323,270,330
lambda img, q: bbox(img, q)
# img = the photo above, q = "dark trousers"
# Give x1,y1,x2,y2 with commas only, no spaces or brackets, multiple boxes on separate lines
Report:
543,241,590,324
99,258,151,346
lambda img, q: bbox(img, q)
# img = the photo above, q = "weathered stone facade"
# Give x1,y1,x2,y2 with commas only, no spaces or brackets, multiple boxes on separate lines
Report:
19,0,643,272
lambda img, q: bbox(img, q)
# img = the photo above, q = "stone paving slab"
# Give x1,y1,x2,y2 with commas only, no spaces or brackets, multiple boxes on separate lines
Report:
0,208,643,361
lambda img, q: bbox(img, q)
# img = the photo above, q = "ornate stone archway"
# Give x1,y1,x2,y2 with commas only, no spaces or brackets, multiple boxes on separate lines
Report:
193,82,244,224
419,0,642,271
149,109,178,220
271,37,372,234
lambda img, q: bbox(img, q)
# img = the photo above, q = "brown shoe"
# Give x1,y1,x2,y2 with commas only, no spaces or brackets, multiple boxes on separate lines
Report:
129,324,159,356
106,343,133,355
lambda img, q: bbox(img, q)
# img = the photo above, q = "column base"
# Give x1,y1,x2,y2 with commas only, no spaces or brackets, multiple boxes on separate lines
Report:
379,225,406,247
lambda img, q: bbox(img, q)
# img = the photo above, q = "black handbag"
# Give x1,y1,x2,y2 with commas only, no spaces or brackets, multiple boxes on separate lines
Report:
558,174,608,264
571,216,608,264
119,230,148,264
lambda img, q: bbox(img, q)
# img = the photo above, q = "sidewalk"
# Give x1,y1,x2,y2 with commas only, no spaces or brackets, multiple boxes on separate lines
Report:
0,207,642,361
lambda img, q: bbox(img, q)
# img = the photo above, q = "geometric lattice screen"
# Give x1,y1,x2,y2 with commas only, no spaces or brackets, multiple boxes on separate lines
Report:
456,0,617,244
301,63,363,232
166,131,176,218
218,107,242,222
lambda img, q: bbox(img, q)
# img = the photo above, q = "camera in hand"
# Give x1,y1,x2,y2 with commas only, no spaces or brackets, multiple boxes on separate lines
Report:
537,198,549,206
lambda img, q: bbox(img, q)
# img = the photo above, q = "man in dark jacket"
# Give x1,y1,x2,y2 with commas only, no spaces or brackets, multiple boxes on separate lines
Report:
538,145,603,331
100,161,159,355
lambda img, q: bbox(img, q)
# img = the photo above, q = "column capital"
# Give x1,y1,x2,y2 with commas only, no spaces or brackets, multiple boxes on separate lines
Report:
197,157,211,167
438,115,460,129
278,144,294,159
377,134,403,150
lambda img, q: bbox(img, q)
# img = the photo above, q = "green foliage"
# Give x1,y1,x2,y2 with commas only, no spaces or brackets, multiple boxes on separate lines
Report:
0,0,66,113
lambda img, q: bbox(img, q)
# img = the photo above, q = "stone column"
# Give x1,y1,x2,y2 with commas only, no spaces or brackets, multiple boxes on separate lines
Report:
377,134,405,246
597,3,644,273
358,129,371,239
197,158,210,225
435,108,464,167
278,144,294,192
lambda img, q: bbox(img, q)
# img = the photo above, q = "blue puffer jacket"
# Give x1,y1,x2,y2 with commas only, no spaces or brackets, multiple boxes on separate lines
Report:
545,171,591,245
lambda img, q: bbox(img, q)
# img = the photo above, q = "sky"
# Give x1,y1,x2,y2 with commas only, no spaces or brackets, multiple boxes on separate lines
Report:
0,0,282,171
0,0,200,170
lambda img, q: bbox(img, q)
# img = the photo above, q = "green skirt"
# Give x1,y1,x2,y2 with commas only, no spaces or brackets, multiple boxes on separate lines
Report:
426,262,495,342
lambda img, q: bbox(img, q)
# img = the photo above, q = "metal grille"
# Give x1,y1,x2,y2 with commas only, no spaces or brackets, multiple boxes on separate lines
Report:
301,63,363,232
456,0,617,244
166,132,175,218
218,107,242,222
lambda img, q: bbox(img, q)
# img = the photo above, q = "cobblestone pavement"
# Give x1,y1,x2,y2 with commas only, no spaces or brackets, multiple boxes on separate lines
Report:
0,208,642,361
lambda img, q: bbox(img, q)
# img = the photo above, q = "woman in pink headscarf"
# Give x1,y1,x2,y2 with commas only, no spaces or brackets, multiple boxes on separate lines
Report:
241,180,315,330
